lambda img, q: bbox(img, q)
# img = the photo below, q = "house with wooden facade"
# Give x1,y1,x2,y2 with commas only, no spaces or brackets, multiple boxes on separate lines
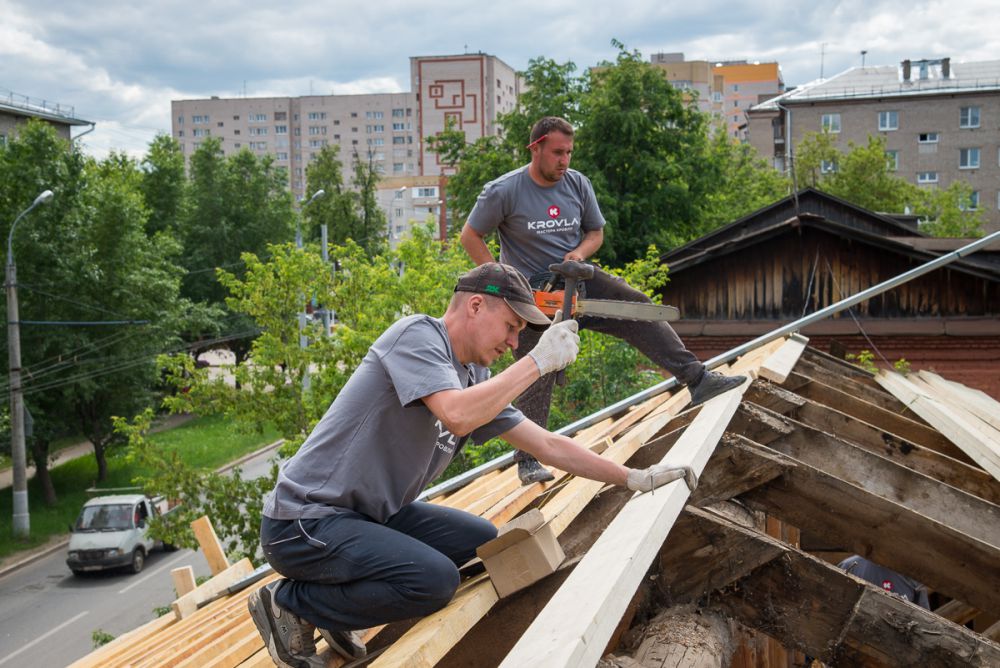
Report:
661,188,1000,399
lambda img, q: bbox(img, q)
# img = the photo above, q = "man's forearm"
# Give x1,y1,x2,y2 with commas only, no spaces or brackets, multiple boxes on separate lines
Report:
505,421,629,486
565,229,604,261
460,224,495,265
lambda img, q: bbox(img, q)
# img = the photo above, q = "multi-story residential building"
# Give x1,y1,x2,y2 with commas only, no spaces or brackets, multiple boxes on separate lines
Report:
649,53,784,138
1,87,92,145
747,58,1000,232
172,53,519,244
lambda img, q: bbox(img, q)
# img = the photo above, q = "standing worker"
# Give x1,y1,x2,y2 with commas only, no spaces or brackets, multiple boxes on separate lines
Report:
249,262,697,668
461,116,746,485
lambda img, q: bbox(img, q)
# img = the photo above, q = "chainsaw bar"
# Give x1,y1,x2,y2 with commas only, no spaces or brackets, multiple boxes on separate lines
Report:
574,299,680,322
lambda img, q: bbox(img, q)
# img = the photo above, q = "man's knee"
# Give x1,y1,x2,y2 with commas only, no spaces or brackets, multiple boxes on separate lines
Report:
407,556,461,613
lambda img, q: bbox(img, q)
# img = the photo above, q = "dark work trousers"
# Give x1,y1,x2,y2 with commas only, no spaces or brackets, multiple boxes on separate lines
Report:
260,502,497,632
512,266,704,461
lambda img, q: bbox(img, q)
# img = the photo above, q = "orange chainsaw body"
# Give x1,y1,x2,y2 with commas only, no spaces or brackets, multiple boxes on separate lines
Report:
533,290,576,318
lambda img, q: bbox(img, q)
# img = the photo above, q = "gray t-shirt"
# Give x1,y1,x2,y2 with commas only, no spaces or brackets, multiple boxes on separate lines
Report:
466,165,606,280
263,314,524,523
838,555,930,608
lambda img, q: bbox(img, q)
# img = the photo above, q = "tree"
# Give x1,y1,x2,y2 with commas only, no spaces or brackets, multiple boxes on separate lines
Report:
140,134,187,238
796,132,984,236
179,139,296,362
303,144,362,246
575,42,716,261
701,130,790,228
349,147,389,256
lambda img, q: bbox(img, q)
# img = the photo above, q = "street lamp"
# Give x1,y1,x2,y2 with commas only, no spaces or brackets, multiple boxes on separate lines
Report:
7,189,54,538
296,189,326,249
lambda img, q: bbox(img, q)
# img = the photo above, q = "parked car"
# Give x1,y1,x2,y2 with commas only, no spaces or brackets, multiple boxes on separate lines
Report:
66,494,177,575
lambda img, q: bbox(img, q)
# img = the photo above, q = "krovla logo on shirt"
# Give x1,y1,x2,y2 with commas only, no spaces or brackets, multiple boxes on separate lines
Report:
548,205,560,218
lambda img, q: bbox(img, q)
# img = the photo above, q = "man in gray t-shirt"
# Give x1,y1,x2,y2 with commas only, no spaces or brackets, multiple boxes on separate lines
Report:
462,116,746,485
248,262,698,668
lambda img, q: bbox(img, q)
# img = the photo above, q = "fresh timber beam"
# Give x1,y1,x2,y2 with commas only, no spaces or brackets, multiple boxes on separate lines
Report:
877,370,1000,481
744,382,1000,506
666,508,1000,667
734,435,1000,614
499,380,750,668
732,403,1000,548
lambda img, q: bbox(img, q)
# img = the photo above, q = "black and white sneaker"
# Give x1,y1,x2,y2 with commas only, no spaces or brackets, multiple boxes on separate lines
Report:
319,627,367,661
688,370,747,406
248,579,324,668
517,456,555,485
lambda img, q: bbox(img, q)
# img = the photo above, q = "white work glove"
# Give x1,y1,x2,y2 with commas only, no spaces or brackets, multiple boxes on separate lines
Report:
527,310,580,376
626,464,698,494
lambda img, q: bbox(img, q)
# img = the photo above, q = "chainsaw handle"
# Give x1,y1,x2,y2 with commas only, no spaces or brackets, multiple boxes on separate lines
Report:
548,261,592,387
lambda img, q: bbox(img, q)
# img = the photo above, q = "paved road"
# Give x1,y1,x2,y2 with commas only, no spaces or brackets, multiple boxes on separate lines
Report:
0,445,279,667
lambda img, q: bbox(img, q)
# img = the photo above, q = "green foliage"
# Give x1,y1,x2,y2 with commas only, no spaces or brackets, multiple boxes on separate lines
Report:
796,132,984,237
846,349,878,374
140,133,187,238
702,130,790,228
92,629,115,648
893,358,912,375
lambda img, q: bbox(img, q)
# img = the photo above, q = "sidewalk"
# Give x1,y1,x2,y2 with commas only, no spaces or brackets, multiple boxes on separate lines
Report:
0,413,195,490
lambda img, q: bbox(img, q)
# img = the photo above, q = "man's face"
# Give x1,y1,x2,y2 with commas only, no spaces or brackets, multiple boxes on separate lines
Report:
470,296,526,366
531,131,573,184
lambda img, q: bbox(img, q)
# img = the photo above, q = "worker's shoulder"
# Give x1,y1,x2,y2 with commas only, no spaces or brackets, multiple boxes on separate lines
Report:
375,314,447,352
481,165,530,194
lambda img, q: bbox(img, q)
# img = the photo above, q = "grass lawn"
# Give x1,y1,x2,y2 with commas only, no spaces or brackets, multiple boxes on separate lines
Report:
0,414,279,562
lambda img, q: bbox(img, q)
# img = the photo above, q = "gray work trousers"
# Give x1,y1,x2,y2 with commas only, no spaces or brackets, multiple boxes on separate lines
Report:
260,502,497,631
512,265,703,461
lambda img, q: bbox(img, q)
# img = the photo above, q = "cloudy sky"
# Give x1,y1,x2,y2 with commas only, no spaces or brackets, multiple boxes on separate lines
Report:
3,0,997,159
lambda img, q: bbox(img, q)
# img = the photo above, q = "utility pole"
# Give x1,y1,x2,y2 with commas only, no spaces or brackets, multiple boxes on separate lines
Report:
6,189,53,538
297,189,325,392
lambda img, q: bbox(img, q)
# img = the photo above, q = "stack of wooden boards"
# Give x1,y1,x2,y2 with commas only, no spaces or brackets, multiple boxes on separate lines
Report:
69,335,1000,668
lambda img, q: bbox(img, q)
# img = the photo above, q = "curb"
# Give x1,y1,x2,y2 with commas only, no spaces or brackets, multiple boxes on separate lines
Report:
0,438,285,580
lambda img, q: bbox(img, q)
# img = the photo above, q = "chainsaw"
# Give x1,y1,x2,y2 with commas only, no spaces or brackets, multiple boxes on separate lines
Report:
530,261,680,323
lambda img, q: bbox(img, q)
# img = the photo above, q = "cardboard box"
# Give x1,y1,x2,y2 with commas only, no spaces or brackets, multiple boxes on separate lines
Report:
476,509,565,598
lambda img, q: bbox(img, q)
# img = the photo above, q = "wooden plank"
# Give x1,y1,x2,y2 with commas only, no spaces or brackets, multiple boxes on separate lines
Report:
371,575,498,668
191,515,230,575
172,566,197,598
172,558,254,619
877,370,1000,481
918,370,1000,431
733,402,1000,549
500,380,749,668
744,381,1000,506
757,333,808,384
737,438,1000,615
683,508,1000,668
789,370,973,464
66,613,176,668
912,372,1000,434
934,599,980,625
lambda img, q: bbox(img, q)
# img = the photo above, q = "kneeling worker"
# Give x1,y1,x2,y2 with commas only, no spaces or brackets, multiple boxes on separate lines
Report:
249,262,696,668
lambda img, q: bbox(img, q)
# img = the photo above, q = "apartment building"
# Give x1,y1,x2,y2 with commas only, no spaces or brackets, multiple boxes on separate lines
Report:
747,58,1000,232
172,53,518,243
649,53,784,138
1,87,92,145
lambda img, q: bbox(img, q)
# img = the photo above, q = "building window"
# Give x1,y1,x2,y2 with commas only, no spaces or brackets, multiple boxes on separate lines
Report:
416,187,439,198
960,106,980,129
177,116,184,124
917,171,938,184
392,136,406,145
712,92,722,103
249,127,268,136
275,125,288,135
959,147,981,169
192,115,209,124
249,141,267,150
193,128,210,137
885,150,899,170
821,114,841,133
276,152,288,160
233,115,240,121
820,159,837,173
177,130,184,137
392,108,405,118
308,126,326,135
918,132,939,143
275,112,287,121
350,112,358,118
249,113,267,122
234,130,240,136
960,191,980,210
878,111,899,131
309,139,323,148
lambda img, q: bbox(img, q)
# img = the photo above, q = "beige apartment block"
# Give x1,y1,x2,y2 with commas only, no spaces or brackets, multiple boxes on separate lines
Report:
171,52,518,241
748,58,1000,232
649,53,784,138
411,53,520,176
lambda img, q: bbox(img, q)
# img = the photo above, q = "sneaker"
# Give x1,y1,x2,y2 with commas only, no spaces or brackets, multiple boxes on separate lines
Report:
688,371,747,406
248,580,324,668
518,456,555,485
319,627,367,661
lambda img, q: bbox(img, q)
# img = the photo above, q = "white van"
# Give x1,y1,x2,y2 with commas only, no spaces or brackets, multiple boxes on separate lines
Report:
66,494,176,575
